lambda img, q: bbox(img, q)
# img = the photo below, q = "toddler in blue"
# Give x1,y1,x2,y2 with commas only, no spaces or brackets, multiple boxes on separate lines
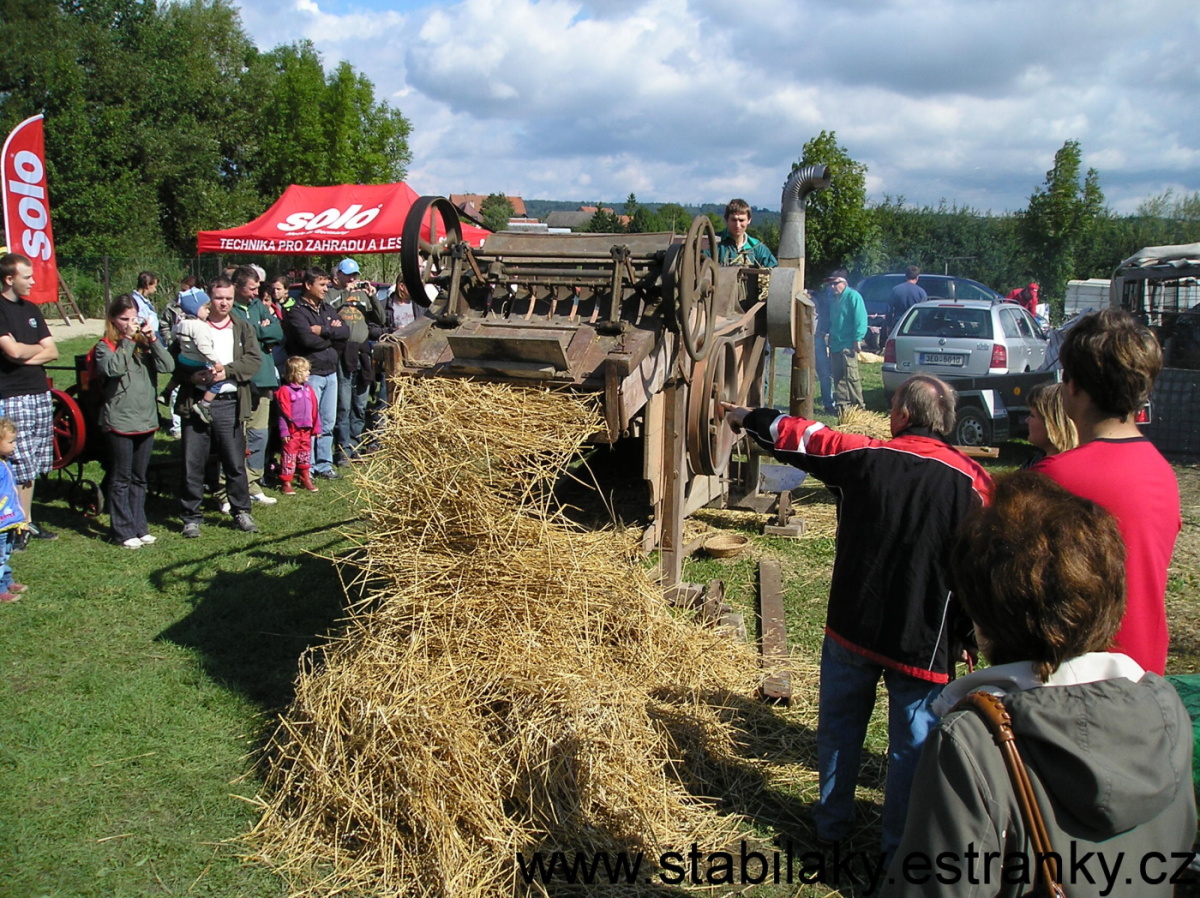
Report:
0,417,29,602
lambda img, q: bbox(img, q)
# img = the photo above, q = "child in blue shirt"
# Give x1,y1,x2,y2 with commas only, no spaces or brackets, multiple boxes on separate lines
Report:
0,417,29,602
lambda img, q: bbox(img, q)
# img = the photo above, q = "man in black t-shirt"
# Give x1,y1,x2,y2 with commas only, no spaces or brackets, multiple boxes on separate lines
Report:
0,253,59,547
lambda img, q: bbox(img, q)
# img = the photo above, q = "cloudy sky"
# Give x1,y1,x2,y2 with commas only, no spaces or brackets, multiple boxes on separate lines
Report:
234,0,1199,216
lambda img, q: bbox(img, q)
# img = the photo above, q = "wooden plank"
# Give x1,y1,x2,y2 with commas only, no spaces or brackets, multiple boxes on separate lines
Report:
446,332,570,369
957,446,1000,458
758,559,792,704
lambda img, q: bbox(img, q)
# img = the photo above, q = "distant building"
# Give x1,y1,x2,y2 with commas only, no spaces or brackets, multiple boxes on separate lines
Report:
450,194,528,221
545,206,631,232
545,211,595,230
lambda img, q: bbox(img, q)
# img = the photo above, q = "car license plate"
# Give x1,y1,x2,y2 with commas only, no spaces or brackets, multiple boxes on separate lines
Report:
919,352,965,366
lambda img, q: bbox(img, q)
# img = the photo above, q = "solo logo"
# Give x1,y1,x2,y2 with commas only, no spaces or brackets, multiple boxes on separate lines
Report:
277,204,382,233
8,150,52,260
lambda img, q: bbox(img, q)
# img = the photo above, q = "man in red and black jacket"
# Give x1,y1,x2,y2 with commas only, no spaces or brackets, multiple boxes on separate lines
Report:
723,375,992,858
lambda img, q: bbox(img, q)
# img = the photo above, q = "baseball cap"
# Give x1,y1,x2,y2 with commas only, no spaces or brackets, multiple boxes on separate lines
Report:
249,264,266,281
336,259,360,275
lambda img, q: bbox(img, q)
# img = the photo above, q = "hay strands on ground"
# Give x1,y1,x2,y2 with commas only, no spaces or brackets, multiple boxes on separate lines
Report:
242,379,774,898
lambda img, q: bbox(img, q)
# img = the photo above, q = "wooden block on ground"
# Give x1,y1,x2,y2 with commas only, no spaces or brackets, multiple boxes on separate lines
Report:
758,559,792,704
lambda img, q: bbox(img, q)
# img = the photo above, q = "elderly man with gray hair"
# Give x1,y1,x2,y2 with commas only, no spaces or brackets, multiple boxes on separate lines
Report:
722,375,993,859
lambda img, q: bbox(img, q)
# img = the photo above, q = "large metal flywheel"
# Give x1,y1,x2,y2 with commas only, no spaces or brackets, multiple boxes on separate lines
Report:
685,334,766,476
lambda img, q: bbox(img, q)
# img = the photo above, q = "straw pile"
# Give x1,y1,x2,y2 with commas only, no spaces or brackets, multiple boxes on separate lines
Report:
836,406,891,441
244,379,766,897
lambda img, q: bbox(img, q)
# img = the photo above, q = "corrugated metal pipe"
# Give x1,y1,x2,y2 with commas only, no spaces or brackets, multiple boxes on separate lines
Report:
777,163,831,264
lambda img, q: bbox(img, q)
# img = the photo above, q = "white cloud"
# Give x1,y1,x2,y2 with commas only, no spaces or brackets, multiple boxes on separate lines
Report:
233,0,1200,215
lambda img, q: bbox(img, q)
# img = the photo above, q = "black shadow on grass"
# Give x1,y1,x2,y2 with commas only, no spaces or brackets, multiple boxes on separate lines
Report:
649,689,816,836
648,687,889,895
155,526,356,712
555,437,651,532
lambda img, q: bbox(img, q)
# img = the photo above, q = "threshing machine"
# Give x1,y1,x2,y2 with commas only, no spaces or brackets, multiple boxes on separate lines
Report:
382,166,830,587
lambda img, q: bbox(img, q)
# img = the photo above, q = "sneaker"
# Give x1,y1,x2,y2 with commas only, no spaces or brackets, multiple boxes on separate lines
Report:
29,523,58,541
138,534,156,545
250,492,278,506
181,522,201,539
316,468,340,480
0,591,20,603
192,402,212,425
280,481,296,495
120,537,143,549
8,583,28,594
233,512,259,533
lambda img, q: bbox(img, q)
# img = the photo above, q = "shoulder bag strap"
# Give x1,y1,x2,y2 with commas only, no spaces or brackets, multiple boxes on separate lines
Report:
952,691,1067,898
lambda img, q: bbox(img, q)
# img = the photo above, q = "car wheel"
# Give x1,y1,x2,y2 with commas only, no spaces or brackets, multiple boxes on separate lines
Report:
954,407,990,448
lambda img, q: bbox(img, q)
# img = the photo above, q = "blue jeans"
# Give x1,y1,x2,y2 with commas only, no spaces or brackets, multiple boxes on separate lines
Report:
335,367,370,459
814,337,834,411
0,529,15,591
814,635,940,855
306,371,338,475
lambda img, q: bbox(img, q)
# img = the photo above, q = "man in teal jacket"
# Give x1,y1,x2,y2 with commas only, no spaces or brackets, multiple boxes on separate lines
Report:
827,270,867,410
231,266,285,503
716,199,778,268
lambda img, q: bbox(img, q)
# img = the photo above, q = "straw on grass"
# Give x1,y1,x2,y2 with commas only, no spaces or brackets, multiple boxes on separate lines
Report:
243,379,772,897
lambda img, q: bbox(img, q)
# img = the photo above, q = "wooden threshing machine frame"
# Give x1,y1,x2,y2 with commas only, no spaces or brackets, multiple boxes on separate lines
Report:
381,167,829,588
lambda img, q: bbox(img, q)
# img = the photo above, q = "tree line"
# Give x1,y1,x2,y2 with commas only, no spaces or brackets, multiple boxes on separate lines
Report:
0,0,410,267
3,3,1196,316
569,133,1199,311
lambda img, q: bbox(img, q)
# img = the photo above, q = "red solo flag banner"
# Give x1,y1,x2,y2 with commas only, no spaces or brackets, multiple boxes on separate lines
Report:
2,114,59,304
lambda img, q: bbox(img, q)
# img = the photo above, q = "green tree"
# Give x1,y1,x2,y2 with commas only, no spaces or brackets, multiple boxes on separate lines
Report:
584,206,623,233
255,42,411,201
480,193,515,232
0,2,411,259
872,196,1024,292
656,203,693,234
1018,139,1106,301
628,205,665,233
790,131,879,283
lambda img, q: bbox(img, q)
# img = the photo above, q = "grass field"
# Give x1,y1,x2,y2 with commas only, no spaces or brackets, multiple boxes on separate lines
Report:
1,339,1193,897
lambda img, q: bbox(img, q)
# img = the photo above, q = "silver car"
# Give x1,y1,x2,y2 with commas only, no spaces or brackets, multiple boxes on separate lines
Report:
882,299,1048,394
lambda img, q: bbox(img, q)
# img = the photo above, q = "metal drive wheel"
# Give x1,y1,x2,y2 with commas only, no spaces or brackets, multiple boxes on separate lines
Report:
68,479,104,517
401,196,464,308
50,387,86,470
675,216,717,362
685,336,766,476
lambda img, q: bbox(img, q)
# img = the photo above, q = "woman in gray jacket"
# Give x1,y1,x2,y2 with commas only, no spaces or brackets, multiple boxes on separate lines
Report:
885,472,1195,897
93,295,173,548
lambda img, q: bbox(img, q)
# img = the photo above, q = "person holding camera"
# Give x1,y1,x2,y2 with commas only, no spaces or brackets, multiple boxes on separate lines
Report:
327,258,384,464
93,294,174,548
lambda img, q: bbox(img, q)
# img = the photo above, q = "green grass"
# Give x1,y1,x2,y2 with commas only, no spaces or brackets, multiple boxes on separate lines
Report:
2,336,355,896
3,344,1191,897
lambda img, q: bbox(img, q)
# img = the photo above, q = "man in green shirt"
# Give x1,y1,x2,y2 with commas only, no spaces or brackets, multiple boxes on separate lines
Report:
716,199,777,268
826,270,867,410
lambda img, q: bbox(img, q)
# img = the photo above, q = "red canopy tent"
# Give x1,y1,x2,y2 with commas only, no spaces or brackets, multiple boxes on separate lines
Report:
196,182,489,255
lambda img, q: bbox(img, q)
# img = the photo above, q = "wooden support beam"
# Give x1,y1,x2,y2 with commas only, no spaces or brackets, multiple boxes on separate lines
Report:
758,559,792,704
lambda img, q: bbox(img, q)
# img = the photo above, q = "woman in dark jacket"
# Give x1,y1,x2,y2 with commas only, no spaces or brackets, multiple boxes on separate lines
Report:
93,294,174,548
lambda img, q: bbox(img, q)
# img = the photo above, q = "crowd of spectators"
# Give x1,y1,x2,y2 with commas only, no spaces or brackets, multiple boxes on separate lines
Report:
725,304,1191,890
57,259,413,544
1,249,1193,889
